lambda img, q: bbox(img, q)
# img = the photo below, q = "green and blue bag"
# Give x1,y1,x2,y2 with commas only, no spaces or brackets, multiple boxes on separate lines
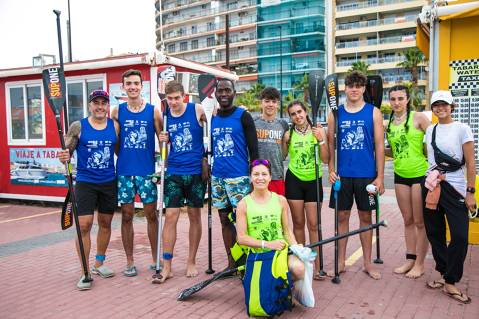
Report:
242,248,293,317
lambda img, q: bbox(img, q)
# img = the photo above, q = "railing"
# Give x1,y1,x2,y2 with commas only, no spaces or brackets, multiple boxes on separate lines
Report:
162,0,256,25
337,55,406,67
336,15,416,31
166,33,257,53
336,34,416,49
163,15,256,40
257,5,324,21
258,23,325,38
336,0,419,12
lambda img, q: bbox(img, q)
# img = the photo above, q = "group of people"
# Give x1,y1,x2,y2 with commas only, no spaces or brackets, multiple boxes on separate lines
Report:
59,69,476,305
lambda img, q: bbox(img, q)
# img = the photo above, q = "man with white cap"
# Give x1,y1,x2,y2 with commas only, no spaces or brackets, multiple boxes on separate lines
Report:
58,90,120,290
423,90,476,304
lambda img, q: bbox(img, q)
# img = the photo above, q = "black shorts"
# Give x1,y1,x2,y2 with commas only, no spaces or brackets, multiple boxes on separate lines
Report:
394,173,424,186
328,177,376,211
75,180,117,216
285,169,323,203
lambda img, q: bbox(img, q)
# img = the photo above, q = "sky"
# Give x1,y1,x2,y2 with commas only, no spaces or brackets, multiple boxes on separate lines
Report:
0,0,157,69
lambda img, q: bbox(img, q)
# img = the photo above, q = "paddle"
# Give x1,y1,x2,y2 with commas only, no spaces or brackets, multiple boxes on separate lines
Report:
198,74,217,274
42,10,91,284
308,70,326,277
152,65,176,283
325,73,341,284
177,220,387,301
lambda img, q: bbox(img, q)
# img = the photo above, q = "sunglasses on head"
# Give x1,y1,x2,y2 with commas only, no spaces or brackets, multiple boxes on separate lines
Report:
251,159,270,167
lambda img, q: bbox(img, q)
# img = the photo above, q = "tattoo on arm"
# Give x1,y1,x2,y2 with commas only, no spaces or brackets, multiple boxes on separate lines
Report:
65,121,81,154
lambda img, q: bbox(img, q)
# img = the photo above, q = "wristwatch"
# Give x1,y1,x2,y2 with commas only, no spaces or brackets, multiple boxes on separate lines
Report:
466,187,475,194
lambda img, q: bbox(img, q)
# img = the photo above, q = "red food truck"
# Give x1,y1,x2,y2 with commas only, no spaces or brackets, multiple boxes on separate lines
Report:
0,52,237,203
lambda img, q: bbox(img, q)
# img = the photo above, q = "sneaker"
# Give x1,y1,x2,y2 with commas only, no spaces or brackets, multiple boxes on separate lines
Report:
76,275,92,290
123,265,138,277
91,265,115,278
150,263,163,271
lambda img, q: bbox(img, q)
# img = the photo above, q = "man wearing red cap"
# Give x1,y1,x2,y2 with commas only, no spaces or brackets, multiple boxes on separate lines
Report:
58,90,120,290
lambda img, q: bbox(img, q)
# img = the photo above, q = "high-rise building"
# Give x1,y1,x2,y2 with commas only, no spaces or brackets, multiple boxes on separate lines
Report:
329,0,428,103
155,0,326,95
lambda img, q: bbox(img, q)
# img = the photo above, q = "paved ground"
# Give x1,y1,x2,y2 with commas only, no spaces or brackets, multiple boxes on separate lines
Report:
0,188,478,319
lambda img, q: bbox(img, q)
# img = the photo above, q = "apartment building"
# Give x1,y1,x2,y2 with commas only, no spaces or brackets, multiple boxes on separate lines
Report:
256,0,326,97
155,0,326,93
155,0,258,91
330,0,428,102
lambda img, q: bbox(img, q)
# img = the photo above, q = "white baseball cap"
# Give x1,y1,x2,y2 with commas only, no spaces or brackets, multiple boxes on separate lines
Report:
431,90,453,105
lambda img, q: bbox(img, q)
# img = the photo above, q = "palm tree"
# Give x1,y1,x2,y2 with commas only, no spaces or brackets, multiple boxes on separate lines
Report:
348,61,371,75
293,73,310,105
401,81,424,111
397,47,426,85
249,82,266,99
235,90,260,112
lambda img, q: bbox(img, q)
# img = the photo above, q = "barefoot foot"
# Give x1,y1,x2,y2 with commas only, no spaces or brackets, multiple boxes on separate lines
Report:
405,264,424,279
364,265,381,280
393,260,415,274
186,263,199,278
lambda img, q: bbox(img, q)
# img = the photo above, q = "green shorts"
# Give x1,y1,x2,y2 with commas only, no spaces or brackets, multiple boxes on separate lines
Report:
164,173,206,208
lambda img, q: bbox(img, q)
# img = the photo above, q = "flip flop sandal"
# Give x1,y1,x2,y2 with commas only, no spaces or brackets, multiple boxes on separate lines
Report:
426,280,444,289
442,289,472,304
313,272,327,281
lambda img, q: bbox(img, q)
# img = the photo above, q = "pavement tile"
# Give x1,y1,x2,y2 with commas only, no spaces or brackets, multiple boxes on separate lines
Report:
0,195,478,318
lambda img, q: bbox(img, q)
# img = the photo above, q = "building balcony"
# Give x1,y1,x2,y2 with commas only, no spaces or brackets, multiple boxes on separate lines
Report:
257,5,324,23
335,35,416,55
336,0,426,18
174,49,257,65
335,55,406,73
338,75,427,90
336,15,416,36
160,0,210,14
159,17,256,43
158,0,257,27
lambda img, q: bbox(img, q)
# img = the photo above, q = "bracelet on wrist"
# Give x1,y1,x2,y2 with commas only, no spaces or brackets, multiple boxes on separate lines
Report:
261,240,265,249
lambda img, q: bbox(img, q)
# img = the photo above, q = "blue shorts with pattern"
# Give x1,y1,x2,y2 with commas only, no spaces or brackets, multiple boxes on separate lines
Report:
118,175,157,204
211,175,251,209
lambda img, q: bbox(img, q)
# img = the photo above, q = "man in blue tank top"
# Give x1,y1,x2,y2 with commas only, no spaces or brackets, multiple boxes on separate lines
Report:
327,71,385,280
212,78,259,270
110,69,162,277
156,81,207,282
58,90,120,290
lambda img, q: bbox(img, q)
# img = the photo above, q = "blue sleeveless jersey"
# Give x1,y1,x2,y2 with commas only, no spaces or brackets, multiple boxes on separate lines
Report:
337,103,376,178
117,102,156,176
211,107,249,178
76,118,116,183
166,103,204,175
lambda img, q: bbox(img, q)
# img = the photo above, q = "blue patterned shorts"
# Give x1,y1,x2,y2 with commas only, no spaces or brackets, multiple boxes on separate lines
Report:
211,175,251,209
117,175,157,204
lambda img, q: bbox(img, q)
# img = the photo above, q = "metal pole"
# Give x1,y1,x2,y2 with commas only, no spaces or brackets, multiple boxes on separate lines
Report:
159,0,165,52
225,14,230,70
67,0,72,62
279,26,283,118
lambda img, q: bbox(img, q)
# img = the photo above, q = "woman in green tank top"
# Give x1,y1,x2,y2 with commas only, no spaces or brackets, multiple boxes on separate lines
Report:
385,85,430,279
236,159,305,280
282,101,329,280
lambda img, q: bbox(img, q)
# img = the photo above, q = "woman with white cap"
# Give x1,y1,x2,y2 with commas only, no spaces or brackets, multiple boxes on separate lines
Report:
423,90,476,304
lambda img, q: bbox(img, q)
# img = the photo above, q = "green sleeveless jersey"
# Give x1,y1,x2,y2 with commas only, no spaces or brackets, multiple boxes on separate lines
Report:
245,192,284,252
288,130,322,181
387,111,428,178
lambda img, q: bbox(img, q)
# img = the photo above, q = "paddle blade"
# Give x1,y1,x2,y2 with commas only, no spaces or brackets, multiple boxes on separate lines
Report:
42,67,66,117
308,70,325,122
177,267,237,301
157,65,177,113
61,191,73,230
198,74,217,124
325,74,339,114
364,75,383,108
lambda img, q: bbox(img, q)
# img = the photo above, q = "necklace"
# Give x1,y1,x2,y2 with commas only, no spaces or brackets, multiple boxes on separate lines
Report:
127,101,144,113
393,112,407,123
294,124,310,135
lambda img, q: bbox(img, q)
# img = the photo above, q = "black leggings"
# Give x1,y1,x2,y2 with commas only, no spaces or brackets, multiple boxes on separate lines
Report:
422,179,469,284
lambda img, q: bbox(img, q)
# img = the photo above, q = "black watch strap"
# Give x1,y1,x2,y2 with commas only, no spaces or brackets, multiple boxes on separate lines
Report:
466,187,475,194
